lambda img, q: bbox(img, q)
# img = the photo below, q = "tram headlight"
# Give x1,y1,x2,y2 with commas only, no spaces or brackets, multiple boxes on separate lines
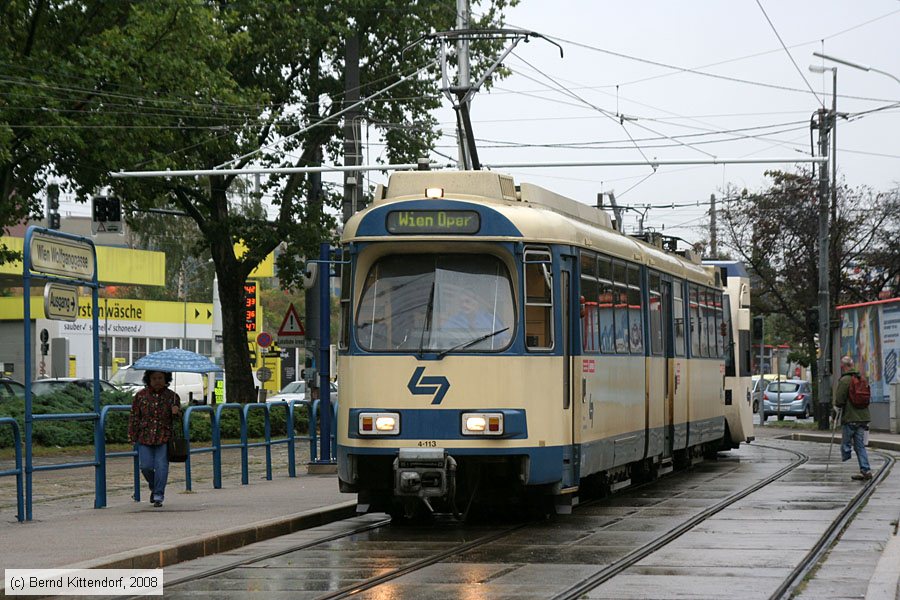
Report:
358,412,400,435
462,412,503,436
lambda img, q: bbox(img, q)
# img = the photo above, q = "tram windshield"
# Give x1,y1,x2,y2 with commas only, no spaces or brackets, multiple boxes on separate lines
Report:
356,254,514,353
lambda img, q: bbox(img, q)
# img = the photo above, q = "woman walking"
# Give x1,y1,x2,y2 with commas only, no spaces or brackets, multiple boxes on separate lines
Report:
128,370,181,507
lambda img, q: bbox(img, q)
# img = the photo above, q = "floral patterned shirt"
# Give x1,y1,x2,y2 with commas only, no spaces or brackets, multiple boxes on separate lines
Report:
128,387,181,446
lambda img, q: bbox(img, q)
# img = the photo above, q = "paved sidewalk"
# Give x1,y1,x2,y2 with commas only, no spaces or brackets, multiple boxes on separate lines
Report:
1,425,898,597
0,446,354,592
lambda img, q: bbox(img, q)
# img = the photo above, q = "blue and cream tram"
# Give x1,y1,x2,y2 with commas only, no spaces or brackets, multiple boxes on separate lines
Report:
336,170,753,518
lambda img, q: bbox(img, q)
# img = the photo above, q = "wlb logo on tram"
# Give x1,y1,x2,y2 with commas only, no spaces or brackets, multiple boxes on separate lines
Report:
407,367,450,405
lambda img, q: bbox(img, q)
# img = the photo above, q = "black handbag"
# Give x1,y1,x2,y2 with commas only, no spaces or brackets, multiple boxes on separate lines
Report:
167,437,188,462
167,412,188,462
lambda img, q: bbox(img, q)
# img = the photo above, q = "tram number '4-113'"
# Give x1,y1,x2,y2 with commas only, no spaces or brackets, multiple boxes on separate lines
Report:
417,441,437,448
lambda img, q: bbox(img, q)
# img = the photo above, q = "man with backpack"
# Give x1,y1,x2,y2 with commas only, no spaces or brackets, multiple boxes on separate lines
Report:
833,356,872,480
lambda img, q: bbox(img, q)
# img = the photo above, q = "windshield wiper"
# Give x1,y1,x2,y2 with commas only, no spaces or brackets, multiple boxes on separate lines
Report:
417,280,436,358
436,327,510,359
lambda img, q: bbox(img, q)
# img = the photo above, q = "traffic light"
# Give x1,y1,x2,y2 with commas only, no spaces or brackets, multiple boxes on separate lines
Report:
752,315,763,340
107,197,122,222
805,307,819,331
93,196,109,222
47,184,61,229
47,184,59,211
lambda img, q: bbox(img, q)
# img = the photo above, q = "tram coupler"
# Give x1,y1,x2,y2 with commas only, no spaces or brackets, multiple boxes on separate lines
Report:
393,448,456,502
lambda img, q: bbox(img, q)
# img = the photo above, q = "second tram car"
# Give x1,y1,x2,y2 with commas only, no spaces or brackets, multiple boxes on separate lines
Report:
336,170,753,518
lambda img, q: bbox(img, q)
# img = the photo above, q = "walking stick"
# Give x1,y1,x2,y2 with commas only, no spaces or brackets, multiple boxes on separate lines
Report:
825,406,842,476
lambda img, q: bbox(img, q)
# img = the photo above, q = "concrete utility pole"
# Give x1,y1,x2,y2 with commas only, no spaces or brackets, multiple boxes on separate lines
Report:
342,30,361,225
814,104,833,431
456,0,472,169
709,193,717,256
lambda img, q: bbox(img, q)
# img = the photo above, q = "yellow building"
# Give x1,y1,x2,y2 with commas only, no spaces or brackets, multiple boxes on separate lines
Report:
0,229,280,394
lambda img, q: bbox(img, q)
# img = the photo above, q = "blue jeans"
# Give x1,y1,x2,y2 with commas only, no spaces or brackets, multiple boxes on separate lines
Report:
841,423,871,473
137,443,169,502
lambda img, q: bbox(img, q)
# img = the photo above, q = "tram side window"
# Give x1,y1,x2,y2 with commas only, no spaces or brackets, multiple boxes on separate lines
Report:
613,262,630,354
580,251,600,353
699,288,711,357
706,289,718,358
598,257,615,353
713,291,724,358
649,273,663,356
689,285,701,357
525,250,554,350
627,265,643,354
673,281,685,357
339,257,351,350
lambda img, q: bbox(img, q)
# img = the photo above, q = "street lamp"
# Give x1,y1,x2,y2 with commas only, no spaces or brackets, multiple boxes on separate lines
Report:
813,51,900,86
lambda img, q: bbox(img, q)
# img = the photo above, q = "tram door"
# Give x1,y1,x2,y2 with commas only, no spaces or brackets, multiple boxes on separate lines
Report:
561,268,577,486
661,280,674,458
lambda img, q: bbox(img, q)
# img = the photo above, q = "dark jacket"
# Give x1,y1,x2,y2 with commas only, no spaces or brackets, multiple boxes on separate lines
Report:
833,368,871,424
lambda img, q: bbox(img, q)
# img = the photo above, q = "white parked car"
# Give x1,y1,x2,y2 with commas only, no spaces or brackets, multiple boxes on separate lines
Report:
267,380,337,404
111,366,207,404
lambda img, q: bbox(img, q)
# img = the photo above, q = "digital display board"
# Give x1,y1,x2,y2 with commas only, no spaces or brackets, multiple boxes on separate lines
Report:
244,281,257,332
386,210,480,235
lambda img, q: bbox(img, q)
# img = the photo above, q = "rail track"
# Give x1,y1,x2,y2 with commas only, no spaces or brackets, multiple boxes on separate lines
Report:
127,441,894,600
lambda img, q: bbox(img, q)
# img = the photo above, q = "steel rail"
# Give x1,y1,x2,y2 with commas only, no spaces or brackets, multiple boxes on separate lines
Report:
318,522,529,600
770,449,896,600
117,517,392,600
551,444,809,600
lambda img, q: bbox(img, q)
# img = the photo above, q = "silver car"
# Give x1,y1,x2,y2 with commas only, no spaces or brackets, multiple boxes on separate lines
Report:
762,379,814,421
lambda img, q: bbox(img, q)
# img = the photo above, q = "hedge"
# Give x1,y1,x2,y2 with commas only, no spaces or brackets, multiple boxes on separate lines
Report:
0,386,309,448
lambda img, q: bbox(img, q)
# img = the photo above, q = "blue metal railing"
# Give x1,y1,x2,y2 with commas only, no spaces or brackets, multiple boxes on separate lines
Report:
24,396,334,515
213,403,247,487
261,400,309,479
242,403,273,483
97,405,139,507
0,418,24,522
182,405,215,492
308,399,339,463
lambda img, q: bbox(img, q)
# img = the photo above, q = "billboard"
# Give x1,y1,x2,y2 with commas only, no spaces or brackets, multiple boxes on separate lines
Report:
839,299,900,403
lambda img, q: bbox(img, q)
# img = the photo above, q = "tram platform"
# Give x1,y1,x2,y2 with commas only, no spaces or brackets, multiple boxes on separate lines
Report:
0,468,352,579
1,427,899,598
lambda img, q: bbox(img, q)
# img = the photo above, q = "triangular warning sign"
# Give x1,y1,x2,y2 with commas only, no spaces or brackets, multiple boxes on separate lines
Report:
277,303,305,336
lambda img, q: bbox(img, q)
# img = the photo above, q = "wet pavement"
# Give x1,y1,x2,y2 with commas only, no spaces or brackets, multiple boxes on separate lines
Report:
3,429,899,599
102,438,900,600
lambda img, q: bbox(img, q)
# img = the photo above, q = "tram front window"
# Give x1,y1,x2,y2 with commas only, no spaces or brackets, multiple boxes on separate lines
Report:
356,254,514,353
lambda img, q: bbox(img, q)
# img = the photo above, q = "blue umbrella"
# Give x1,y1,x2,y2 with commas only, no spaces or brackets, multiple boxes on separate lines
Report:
133,348,223,373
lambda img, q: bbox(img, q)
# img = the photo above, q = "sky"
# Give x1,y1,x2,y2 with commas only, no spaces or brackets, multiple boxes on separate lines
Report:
58,1,900,248
413,0,900,244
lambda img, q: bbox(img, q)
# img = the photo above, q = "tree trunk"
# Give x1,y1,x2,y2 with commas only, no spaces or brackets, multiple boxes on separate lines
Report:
217,267,256,403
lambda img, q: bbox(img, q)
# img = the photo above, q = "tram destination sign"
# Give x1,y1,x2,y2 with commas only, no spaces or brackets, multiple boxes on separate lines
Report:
386,210,480,235
29,234,95,279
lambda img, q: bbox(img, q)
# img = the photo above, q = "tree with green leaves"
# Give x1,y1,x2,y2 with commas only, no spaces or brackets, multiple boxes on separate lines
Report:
1,0,516,402
719,169,898,370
